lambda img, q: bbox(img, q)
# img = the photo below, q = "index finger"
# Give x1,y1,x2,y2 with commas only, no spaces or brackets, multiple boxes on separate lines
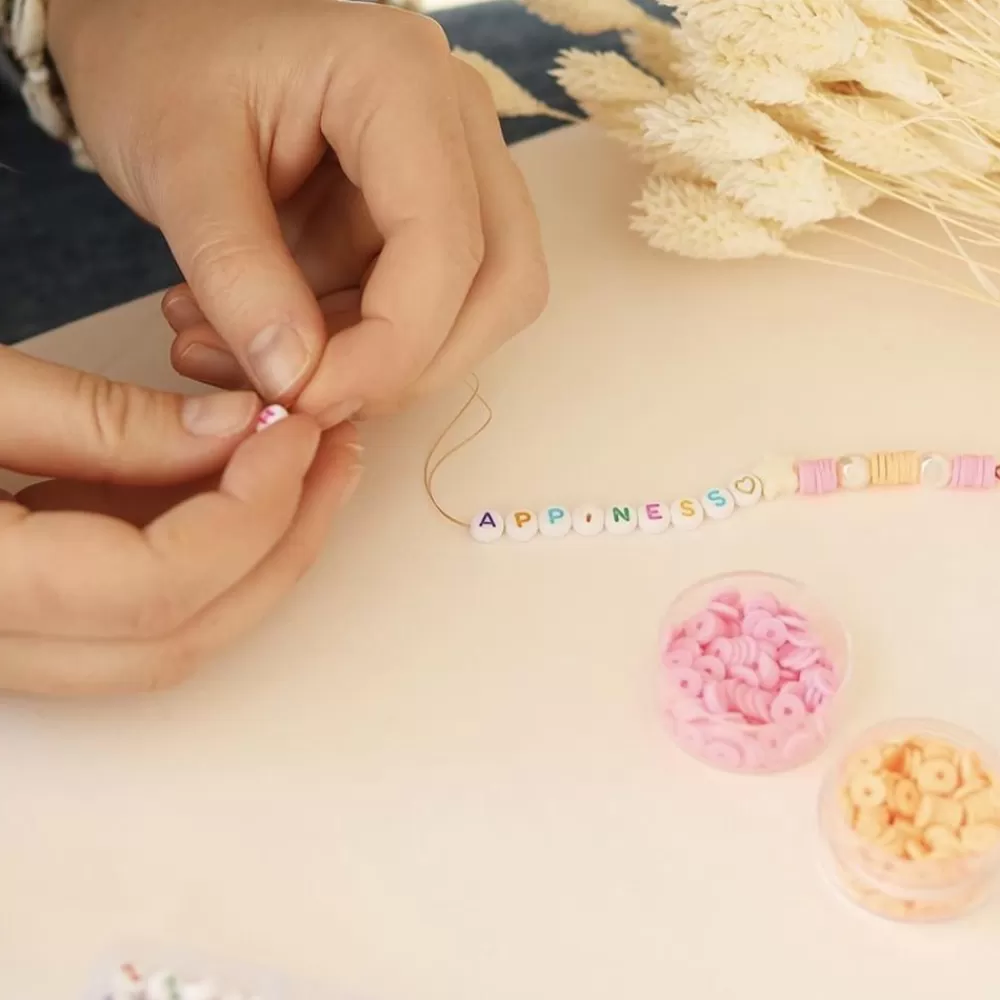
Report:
0,416,320,640
297,13,484,420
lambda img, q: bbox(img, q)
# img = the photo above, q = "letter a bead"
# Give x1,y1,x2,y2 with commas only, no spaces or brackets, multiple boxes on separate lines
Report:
470,510,505,543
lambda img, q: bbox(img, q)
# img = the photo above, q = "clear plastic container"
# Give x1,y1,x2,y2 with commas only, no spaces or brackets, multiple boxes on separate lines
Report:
819,718,1000,922
82,943,363,1000
659,571,851,774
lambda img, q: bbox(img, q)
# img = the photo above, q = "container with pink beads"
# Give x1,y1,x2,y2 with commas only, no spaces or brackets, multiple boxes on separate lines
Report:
659,571,851,774
818,718,1000,922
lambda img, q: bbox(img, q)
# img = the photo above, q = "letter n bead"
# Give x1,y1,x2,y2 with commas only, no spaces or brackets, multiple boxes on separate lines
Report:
470,510,504,543
606,504,638,536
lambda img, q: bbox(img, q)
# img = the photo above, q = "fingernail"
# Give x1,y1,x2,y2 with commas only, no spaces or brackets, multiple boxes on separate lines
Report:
318,398,363,429
341,463,364,505
181,391,258,437
177,343,245,386
247,324,311,399
163,292,205,331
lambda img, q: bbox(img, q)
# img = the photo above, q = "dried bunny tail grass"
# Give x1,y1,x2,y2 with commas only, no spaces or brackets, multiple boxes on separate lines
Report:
638,88,794,161
939,59,1000,132
672,0,871,72
621,16,690,85
674,29,812,104
829,164,883,212
703,141,843,227
452,51,577,122
847,0,913,23
551,49,668,105
805,91,953,173
631,175,788,258
519,0,645,34
819,28,942,103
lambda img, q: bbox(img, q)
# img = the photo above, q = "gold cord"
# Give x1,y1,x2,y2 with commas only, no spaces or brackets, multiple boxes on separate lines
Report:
423,375,493,528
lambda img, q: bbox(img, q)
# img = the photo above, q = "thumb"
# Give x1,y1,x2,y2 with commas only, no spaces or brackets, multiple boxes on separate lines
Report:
0,348,261,483
152,136,327,404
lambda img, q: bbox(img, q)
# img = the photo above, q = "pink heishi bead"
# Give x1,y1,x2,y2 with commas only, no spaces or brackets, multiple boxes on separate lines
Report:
729,665,760,688
770,691,807,727
703,740,743,769
664,666,705,698
756,652,780,690
744,593,779,614
711,590,741,607
708,600,741,621
671,697,708,722
741,609,772,636
753,617,789,645
686,611,723,644
693,655,727,681
707,637,734,663
668,636,702,656
662,649,695,671
702,680,731,714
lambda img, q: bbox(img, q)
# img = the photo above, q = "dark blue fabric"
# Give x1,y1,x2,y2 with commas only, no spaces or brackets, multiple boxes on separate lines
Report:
0,1,665,343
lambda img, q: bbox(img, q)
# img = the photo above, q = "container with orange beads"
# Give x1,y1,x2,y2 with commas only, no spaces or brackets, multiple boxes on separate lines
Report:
819,718,1000,921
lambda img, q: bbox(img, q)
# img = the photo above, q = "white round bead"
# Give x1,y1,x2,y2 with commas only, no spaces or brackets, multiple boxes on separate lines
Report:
670,497,705,530
605,504,638,535
538,505,572,538
730,474,763,508
572,504,605,537
837,454,870,491
507,509,539,541
639,501,670,534
146,972,178,1000
702,487,736,520
753,456,798,500
921,453,951,489
181,981,222,1000
469,509,504,543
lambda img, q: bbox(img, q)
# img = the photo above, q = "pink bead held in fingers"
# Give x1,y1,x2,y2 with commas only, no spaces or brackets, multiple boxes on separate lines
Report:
659,575,848,774
255,403,289,432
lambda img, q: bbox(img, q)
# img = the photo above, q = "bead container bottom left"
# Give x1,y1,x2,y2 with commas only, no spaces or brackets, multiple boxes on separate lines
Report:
84,945,360,1000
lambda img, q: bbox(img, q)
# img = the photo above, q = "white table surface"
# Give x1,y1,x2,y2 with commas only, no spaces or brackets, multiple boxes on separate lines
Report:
2,124,999,999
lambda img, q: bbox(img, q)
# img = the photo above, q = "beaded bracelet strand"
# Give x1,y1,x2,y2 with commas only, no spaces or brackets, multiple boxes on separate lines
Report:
463,450,1000,543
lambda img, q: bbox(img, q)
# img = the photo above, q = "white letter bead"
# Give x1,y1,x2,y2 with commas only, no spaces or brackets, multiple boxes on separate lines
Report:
701,487,735,520
670,497,705,530
639,501,670,533
605,504,638,535
921,453,951,489
837,454,870,490
470,509,505,543
507,509,539,541
730,474,763,508
572,504,605,536
539,505,572,538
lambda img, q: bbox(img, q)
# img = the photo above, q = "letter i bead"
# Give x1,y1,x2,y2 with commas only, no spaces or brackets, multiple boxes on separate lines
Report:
572,504,605,537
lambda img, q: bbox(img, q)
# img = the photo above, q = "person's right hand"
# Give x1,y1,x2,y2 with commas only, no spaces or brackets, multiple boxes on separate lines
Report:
0,347,362,696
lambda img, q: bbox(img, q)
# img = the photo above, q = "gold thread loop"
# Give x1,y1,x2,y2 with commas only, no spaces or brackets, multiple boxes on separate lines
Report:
423,375,493,528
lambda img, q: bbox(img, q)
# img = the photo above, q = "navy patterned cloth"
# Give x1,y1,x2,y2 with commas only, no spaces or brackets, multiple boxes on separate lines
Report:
0,1,665,343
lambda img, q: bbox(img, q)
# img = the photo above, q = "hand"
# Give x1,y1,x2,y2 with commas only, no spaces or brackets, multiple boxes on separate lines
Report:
48,0,549,422
0,348,362,696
